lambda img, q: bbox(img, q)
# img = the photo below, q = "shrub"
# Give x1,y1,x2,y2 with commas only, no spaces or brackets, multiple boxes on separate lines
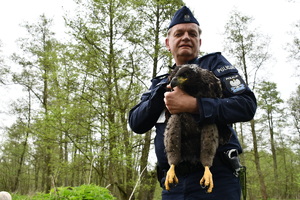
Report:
32,184,116,200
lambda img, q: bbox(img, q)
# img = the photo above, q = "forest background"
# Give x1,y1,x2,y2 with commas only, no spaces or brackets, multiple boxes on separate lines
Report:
0,0,299,199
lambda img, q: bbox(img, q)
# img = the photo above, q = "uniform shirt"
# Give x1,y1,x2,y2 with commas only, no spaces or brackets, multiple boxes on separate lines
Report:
128,52,257,170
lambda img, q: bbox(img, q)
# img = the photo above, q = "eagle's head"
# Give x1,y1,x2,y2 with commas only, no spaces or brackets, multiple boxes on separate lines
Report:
169,64,199,90
168,64,222,98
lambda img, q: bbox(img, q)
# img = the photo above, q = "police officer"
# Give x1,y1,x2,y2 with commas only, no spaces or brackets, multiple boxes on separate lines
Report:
129,6,256,200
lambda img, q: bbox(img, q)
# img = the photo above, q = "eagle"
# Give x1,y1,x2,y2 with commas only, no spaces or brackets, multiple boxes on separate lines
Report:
164,64,230,193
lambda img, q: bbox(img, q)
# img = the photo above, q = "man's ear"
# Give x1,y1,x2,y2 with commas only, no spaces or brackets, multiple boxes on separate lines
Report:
165,38,170,51
199,38,202,47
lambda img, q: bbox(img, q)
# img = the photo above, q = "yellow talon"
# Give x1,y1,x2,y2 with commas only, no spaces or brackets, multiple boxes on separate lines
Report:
164,164,178,191
200,166,214,193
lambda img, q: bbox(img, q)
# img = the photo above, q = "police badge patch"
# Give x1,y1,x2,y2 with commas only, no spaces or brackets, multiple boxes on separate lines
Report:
224,74,246,94
184,14,191,22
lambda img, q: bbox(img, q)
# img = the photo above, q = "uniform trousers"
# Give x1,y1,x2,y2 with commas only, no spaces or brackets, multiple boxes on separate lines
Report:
161,154,241,200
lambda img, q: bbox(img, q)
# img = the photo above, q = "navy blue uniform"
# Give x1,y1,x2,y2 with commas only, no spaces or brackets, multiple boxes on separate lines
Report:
129,52,256,200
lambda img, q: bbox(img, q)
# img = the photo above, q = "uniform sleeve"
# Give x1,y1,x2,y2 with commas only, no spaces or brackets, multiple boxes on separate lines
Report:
197,53,257,124
128,75,168,134
199,91,256,124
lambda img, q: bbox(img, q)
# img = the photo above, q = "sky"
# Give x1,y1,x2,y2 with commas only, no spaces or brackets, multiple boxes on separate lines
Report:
184,0,300,100
0,0,299,129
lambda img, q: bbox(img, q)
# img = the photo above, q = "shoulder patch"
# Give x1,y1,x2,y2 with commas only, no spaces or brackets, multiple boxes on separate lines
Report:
224,74,246,94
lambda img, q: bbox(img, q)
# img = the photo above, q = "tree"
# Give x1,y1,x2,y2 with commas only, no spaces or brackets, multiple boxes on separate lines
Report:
0,41,5,84
0,41,10,85
288,85,300,150
223,10,271,200
64,0,153,199
287,20,300,75
224,10,270,90
11,14,61,193
257,81,284,196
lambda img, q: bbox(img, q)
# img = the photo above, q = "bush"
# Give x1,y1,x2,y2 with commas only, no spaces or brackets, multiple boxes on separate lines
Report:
32,184,116,200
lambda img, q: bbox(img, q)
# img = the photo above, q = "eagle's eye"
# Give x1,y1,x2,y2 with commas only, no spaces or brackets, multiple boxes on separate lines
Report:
177,77,188,85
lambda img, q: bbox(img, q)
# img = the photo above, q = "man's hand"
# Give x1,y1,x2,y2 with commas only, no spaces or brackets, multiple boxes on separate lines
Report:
164,85,199,114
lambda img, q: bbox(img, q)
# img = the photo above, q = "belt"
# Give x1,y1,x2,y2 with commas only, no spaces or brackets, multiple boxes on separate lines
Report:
175,161,203,176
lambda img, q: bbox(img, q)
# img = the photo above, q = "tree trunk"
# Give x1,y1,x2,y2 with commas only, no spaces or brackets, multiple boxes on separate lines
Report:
236,122,246,164
250,119,268,199
137,131,156,200
12,89,32,192
268,113,278,185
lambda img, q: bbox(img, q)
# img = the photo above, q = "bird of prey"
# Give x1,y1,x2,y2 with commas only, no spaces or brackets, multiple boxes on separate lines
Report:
164,64,230,193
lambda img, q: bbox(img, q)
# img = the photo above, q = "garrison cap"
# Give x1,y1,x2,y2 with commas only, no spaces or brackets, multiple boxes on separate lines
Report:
168,6,199,29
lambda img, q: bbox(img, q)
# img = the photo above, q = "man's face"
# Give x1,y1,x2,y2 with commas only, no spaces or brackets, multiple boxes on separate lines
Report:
165,23,201,65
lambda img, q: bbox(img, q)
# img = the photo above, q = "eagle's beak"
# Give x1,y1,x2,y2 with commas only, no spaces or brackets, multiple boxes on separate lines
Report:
170,77,187,89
